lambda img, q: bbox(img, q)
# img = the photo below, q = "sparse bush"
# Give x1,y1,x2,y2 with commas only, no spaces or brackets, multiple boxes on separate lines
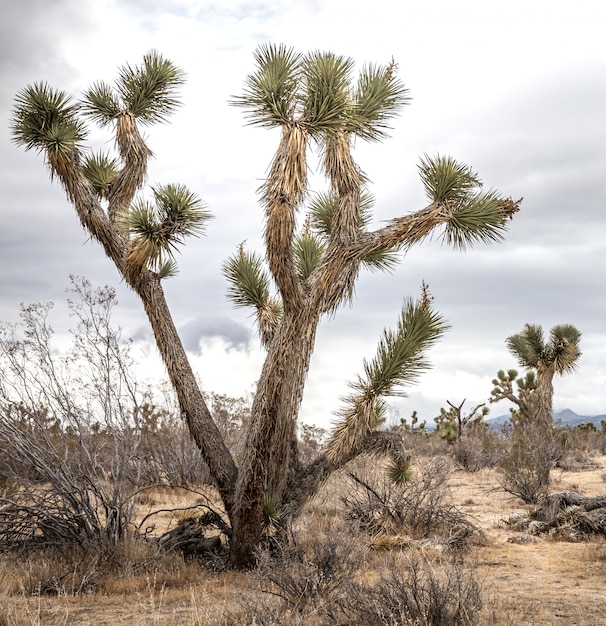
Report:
339,553,483,626
236,535,483,626
497,421,559,504
450,427,502,472
342,457,481,546
0,280,148,553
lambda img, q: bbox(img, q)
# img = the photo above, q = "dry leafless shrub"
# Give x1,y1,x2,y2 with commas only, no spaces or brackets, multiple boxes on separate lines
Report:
338,553,483,626
0,280,160,554
341,457,481,547
451,430,502,472
230,536,362,624
497,421,560,504
234,531,482,626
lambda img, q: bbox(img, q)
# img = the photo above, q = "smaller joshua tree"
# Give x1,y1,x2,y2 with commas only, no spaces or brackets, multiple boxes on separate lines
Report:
399,410,427,433
491,324,582,501
434,399,488,443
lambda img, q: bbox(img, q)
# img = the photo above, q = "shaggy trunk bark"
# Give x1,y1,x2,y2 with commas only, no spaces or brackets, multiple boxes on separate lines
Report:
229,305,320,568
134,275,238,513
535,365,555,429
53,153,238,514
533,364,556,489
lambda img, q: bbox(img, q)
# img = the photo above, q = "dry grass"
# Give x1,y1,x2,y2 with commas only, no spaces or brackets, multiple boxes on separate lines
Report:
1,456,606,624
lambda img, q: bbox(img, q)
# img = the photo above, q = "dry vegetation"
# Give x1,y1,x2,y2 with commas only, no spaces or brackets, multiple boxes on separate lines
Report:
0,446,605,625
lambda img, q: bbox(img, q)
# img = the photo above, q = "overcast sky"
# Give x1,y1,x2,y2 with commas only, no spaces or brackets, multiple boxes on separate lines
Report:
1,0,605,427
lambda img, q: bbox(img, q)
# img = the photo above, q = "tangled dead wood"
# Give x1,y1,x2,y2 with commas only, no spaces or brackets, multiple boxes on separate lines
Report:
503,491,606,539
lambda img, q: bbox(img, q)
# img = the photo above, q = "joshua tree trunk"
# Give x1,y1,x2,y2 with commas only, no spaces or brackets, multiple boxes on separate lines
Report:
534,364,555,429
134,275,238,511
229,305,321,567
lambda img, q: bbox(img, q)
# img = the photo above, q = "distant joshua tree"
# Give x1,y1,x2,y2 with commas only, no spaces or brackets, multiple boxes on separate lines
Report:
492,324,582,429
435,399,488,443
11,46,520,567
491,323,581,499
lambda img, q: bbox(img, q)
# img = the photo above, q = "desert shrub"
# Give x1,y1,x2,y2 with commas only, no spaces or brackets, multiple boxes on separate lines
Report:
342,457,479,543
0,285,144,552
0,279,208,558
339,553,483,626
227,532,362,624
451,430,502,472
497,421,559,504
553,426,606,468
235,535,482,626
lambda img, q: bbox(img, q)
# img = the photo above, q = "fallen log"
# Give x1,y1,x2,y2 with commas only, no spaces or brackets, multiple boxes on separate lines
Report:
502,491,606,539
158,515,226,558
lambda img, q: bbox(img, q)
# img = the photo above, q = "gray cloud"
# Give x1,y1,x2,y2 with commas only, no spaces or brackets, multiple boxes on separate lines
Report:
1,1,604,424
178,316,252,352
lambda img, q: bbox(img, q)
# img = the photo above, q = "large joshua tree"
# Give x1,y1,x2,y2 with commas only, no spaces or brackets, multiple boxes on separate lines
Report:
11,45,520,568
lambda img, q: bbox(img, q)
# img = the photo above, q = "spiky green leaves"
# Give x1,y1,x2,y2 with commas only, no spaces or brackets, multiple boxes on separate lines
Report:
232,44,409,141
223,249,273,310
352,61,410,141
232,43,302,127
120,183,211,276
82,152,119,199
327,290,449,463
418,154,513,249
442,190,509,249
418,154,481,204
222,247,283,346
302,51,354,135
506,323,582,374
11,83,87,157
82,50,184,127
386,454,413,485
354,296,450,401
549,325,582,373
294,233,326,282
81,81,121,127
262,493,284,533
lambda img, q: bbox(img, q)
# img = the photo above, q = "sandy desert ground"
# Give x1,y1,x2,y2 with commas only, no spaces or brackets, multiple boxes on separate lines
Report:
1,455,605,625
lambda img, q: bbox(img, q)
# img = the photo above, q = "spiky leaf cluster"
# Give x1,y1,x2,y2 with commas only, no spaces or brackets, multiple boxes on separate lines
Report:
301,51,355,134
11,83,87,157
119,183,211,276
82,50,185,127
352,61,410,141
418,154,512,250
223,249,274,311
222,247,283,345
506,323,582,374
232,43,409,142
262,493,284,532
82,152,120,199
233,43,302,126
386,454,413,485
294,233,326,282
353,296,450,401
327,289,450,462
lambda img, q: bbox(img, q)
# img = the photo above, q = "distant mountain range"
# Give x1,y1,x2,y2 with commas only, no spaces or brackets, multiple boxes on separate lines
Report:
487,408,606,429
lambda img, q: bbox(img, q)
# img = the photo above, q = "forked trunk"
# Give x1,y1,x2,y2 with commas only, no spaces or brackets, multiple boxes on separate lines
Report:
229,305,320,568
